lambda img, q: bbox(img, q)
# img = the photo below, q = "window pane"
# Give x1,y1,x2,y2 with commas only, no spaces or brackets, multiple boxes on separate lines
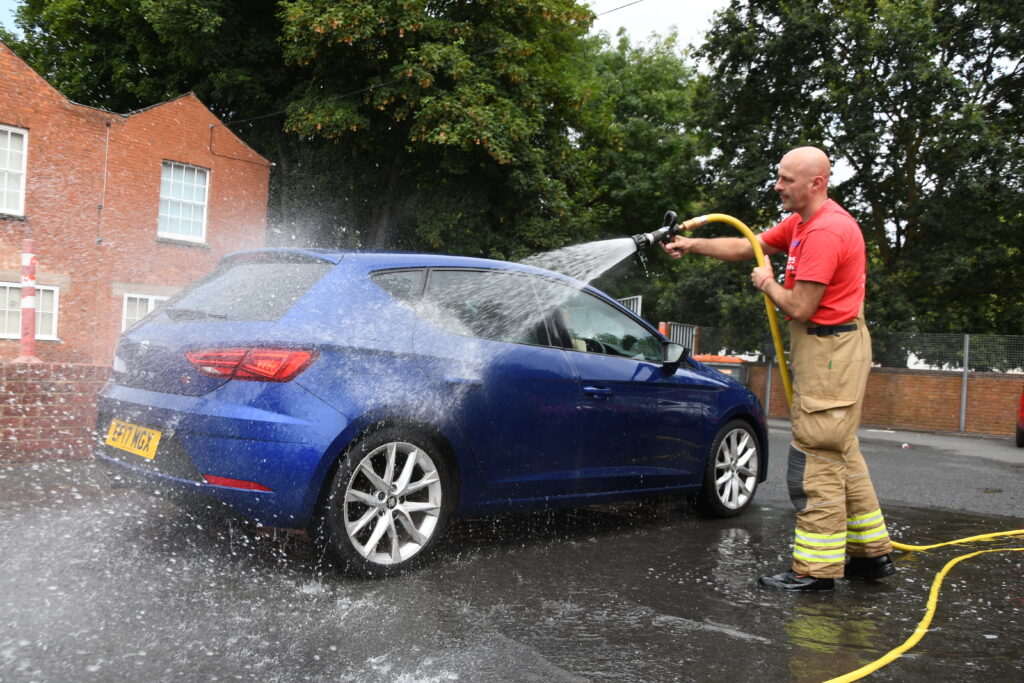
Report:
372,269,425,301
424,270,548,345
557,289,662,361
1,285,16,335
37,310,53,337
159,161,208,240
1,309,14,336
167,259,331,322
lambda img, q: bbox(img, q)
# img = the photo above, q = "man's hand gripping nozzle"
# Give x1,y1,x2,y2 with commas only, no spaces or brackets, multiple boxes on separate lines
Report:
631,211,708,250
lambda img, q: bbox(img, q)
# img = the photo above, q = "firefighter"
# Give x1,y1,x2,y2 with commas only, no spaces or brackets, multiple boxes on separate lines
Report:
662,146,895,590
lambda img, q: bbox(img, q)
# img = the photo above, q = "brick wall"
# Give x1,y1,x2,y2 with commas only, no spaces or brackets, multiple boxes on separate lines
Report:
1,362,108,462
747,364,1022,437
0,41,269,366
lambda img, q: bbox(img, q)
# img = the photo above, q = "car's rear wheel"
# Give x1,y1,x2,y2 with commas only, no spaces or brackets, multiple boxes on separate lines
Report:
695,419,760,517
319,427,454,576
1016,424,1023,448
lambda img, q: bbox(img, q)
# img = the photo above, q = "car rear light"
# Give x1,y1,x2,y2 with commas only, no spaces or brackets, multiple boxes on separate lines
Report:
185,348,317,382
203,474,273,492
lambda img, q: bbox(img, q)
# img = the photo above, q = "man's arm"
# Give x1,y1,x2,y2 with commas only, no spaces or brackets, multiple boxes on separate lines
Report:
662,235,782,262
750,265,825,322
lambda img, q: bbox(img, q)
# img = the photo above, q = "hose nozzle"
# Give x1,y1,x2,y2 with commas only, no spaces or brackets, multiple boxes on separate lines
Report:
632,210,681,249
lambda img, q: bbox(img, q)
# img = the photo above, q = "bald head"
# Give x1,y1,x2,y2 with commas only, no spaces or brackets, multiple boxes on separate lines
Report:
775,146,831,220
783,146,831,181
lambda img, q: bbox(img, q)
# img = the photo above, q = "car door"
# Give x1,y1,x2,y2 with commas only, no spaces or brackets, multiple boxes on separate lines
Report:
408,268,585,500
541,281,715,492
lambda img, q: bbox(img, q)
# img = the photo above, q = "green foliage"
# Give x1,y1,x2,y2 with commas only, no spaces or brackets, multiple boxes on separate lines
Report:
579,33,704,323
690,0,1024,352
277,0,605,255
11,0,287,115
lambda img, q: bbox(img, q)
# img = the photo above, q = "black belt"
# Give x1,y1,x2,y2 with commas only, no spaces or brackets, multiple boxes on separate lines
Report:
806,322,857,336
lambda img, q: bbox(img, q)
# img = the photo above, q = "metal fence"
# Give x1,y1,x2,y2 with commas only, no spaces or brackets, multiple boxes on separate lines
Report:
682,327,1024,375
617,296,642,316
671,327,1023,434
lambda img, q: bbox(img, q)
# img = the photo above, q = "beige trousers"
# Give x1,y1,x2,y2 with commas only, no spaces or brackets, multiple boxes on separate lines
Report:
785,313,892,578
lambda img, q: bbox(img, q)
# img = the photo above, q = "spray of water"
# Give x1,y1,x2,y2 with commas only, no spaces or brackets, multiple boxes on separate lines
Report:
520,238,638,284
405,236,647,404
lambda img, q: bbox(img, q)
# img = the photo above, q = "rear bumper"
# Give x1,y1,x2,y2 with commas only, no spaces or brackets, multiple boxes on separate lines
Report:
95,382,350,528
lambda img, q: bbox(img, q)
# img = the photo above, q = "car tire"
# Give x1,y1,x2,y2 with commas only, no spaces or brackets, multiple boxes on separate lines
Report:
318,426,454,577
1016,424,1023,448
694,419,761,518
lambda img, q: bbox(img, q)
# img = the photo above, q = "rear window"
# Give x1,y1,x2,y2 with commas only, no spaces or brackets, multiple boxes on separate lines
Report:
163,260,332,322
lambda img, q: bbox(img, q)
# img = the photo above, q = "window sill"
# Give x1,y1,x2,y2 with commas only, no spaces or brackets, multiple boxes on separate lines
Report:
0,213,27,222
0,337,61,342
156,236,210,249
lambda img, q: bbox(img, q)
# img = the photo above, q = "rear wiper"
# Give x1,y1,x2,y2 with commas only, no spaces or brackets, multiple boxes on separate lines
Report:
164,307,229,321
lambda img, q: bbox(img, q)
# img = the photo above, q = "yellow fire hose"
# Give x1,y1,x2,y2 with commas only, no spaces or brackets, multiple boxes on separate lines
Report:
678,213,794,406
676,213,1024,681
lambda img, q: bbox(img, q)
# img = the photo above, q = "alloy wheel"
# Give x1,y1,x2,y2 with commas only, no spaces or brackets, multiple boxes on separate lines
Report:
712,427,759,510
343,440,444,566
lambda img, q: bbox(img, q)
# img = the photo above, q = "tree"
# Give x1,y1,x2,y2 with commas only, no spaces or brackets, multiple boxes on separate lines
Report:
578,32,706,324
10,0,288,117
277,0,608,257
685,0,1024,355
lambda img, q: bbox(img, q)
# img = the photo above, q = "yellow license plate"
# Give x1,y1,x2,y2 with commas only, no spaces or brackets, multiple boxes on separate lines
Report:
105,419,162,460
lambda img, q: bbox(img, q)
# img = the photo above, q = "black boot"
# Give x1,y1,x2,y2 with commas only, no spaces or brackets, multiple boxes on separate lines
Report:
758,570,835,591
844,554,896,581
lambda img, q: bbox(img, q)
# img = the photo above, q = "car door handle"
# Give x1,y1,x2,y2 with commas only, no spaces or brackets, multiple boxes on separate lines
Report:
583,385,613,399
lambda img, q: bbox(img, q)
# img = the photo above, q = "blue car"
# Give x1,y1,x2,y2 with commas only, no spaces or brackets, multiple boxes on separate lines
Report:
96,249,768,576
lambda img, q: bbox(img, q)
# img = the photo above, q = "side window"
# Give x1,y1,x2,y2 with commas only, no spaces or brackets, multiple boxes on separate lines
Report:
0,125,27,216
371,269,426,301
423,269,550,346
556,287,662,362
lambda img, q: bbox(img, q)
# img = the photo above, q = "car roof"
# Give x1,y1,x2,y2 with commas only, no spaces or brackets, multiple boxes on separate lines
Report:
221,248,587,286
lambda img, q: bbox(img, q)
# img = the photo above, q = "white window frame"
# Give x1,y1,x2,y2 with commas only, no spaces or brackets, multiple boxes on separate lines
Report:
158,160,209,242
0,282,59,340
0,124,28,216
122,293,168,331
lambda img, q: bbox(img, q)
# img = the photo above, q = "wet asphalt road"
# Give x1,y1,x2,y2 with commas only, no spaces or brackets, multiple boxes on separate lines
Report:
0,423,1021,682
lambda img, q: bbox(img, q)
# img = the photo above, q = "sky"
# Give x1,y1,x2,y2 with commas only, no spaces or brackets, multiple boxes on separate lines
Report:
0,0,18,36
0,0,730,45
587,0,729,47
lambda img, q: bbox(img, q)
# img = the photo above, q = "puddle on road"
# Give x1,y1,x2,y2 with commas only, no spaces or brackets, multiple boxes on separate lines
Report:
0,460,1021,682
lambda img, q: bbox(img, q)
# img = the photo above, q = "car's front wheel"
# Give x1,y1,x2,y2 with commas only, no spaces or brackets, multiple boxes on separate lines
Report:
318,427,454,576
695,419,761,517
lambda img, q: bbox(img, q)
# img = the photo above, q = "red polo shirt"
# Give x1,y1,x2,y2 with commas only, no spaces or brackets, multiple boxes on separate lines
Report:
760,199,866,325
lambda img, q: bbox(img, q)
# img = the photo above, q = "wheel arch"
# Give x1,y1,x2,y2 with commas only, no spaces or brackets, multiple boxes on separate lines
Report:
309,414,464,530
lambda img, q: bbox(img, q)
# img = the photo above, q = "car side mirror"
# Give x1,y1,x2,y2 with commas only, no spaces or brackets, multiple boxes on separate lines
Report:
661,341,688,372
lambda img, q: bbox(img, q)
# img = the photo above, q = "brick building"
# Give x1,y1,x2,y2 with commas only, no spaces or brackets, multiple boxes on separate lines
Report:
0,41,270,365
